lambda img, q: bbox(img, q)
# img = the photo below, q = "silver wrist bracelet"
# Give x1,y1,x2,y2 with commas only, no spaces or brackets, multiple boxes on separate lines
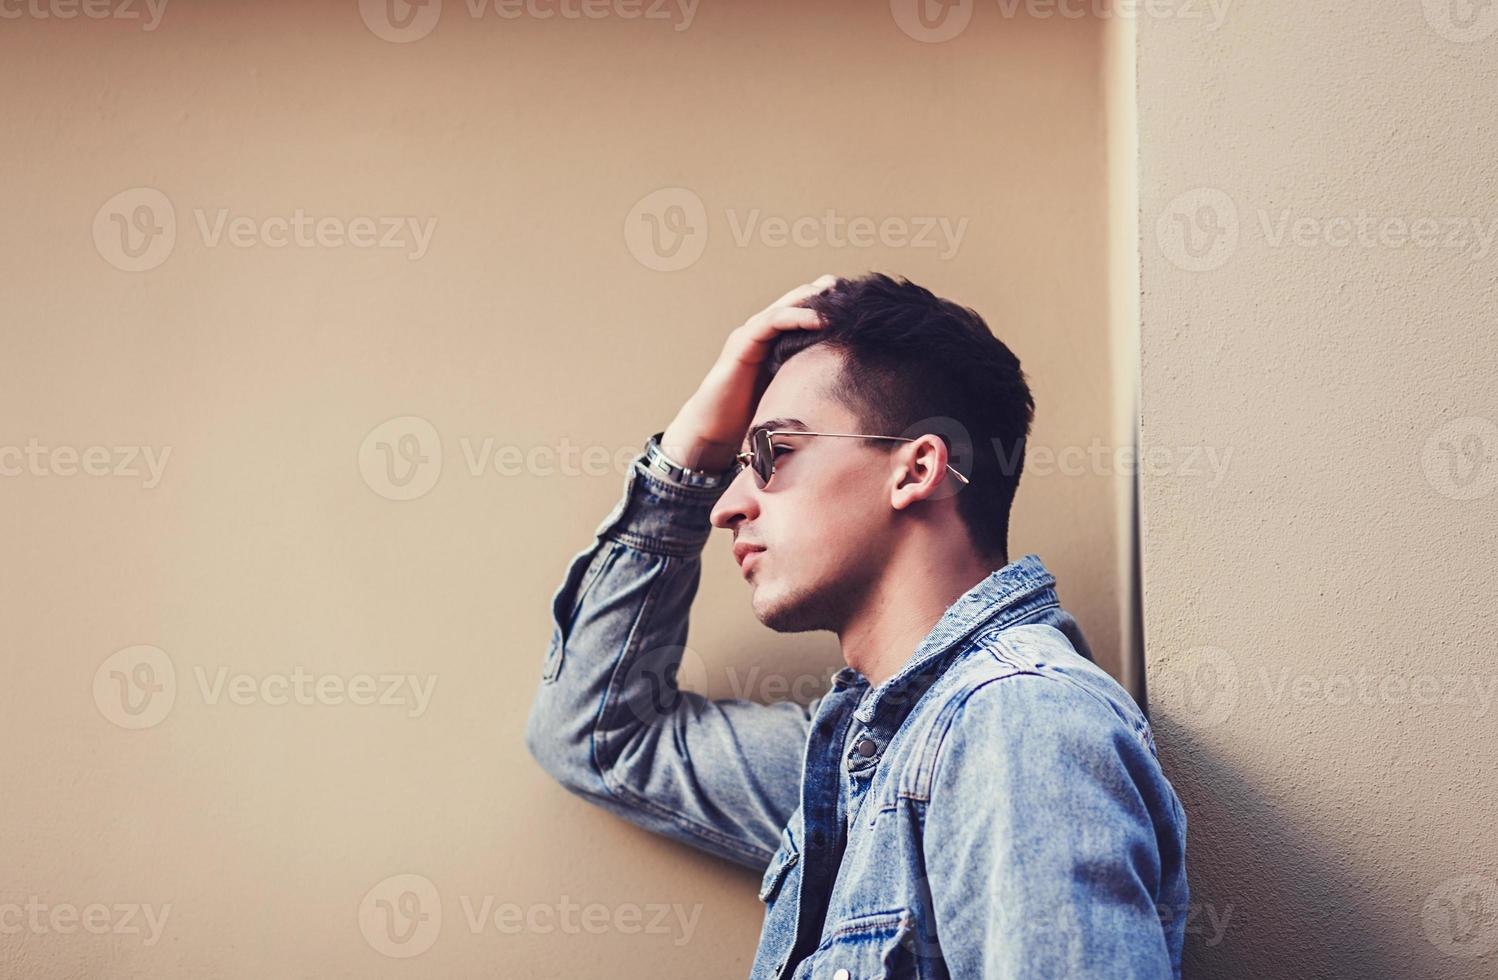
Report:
643,431,736,489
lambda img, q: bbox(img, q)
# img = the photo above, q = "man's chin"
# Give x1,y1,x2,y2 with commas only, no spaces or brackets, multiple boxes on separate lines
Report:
751,583,824,634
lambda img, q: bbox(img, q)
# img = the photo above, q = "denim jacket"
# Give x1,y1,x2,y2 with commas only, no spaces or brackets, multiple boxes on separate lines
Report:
524,437,1189,978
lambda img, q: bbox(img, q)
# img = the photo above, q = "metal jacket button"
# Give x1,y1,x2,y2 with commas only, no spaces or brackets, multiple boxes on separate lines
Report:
855,737,877,757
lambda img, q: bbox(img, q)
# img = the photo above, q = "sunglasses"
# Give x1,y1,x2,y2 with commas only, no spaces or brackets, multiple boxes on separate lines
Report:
732,428,972,490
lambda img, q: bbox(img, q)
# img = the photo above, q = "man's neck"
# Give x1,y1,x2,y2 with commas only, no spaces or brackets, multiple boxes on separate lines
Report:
837,544,1003,689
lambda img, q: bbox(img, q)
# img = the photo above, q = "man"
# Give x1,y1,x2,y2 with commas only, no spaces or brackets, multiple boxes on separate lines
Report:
525,274,1189,978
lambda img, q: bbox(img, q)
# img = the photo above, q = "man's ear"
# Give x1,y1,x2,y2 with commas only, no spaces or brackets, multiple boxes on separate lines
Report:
889,435,962,510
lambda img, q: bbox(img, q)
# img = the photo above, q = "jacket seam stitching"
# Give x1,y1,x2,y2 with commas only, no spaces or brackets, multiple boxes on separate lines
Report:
994,629,1144,728
906,670,1044,803
604,527,709,559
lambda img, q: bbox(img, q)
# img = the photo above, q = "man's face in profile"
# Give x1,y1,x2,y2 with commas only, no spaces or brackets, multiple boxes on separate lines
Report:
709,346,896,634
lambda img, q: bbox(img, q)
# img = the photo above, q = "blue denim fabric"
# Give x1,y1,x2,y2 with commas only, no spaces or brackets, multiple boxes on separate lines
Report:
525,441,1189,978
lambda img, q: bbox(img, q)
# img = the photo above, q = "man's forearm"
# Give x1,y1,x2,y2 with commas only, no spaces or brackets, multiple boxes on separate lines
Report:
525,435,725,782
524,437,809,869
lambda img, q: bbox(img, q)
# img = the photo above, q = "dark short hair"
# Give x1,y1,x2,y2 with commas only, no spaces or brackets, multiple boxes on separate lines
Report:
766,273,1033,563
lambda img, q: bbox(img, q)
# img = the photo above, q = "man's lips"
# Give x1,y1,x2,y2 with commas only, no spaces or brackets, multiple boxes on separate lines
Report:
733,542,766,570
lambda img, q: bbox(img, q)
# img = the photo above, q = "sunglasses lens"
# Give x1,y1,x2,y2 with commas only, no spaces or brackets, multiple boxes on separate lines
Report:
751,428,773,488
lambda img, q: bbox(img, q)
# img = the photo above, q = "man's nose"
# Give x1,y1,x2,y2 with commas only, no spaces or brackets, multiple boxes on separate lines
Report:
709,466,758,530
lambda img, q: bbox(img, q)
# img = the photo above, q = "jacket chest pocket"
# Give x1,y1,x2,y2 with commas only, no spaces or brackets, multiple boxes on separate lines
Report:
795,908,924,980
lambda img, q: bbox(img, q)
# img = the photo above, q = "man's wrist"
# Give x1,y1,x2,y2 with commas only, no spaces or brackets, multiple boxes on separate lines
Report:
644,431,738,489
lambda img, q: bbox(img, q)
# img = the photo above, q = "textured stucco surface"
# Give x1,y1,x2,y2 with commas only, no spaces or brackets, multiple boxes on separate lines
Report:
1139,4,1498,977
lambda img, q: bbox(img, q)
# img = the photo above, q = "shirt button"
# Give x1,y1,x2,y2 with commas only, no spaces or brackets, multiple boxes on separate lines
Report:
855,737,877,757
833,970,851,980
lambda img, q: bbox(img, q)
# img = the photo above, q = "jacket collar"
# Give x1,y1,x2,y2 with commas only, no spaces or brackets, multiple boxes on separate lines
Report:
833,554,1059,731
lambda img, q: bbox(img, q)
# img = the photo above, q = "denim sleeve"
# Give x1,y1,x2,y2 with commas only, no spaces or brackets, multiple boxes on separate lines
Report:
524,442,815,871
921,674,1185,979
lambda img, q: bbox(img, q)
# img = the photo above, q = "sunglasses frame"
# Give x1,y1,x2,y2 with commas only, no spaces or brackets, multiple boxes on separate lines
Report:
732,428,971,490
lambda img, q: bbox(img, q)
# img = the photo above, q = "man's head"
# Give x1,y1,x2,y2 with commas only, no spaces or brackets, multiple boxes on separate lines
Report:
708,273,1033,634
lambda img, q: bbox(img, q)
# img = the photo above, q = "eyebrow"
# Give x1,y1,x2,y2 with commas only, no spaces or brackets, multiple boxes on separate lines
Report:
743,417,810,451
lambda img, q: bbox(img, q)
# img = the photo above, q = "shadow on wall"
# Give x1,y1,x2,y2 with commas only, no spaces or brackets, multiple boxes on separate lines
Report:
1156,722,1479,979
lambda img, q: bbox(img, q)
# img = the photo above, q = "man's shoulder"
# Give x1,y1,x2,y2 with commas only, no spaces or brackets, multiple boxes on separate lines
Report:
905,623,1156,785
951,622,1142,719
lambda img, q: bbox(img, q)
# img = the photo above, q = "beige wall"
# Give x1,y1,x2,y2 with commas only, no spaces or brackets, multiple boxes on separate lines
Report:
0,3,1124,977
1139,3,1498,977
